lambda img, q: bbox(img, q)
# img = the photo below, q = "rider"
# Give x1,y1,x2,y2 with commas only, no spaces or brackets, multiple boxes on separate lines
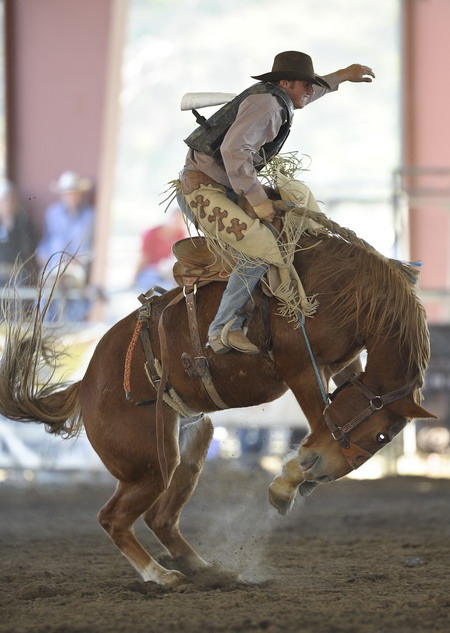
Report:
178,51,375,354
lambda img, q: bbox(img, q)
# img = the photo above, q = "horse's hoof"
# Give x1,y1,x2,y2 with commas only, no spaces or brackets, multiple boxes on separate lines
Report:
172,555,209,575
268,478,297,515
160,570,188,588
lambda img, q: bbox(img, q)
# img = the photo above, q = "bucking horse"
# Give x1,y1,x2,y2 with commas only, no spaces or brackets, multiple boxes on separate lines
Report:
0,203,434,587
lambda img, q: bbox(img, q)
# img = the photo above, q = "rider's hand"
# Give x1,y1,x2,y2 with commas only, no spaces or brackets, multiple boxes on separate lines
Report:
253,199,276,223
337,64,375,83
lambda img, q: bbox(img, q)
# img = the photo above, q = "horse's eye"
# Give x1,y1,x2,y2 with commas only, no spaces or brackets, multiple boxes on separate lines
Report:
376,432,389,444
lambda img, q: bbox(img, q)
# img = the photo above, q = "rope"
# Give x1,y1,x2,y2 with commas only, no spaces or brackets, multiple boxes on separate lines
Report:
298,315,328,405
123,320,143,399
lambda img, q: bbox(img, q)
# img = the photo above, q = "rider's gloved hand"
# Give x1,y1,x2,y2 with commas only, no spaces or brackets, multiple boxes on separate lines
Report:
253,199,276,223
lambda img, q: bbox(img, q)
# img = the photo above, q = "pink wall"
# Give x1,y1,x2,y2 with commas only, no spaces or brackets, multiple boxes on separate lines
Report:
4,0,112,236
402,0,450,321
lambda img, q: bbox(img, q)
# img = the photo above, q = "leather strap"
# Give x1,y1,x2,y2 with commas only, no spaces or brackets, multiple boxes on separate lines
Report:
156,291,186,489
155,286,228,487
324,374,417,470
137,301,161,387
324,410,373,469
184,290,228,409
338,375,417,436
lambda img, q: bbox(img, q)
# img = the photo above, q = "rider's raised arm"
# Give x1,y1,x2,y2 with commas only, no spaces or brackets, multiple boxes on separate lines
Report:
308,64,375,104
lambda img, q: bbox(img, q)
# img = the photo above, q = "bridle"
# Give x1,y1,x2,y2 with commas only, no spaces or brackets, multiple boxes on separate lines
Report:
298,317,417,471
324,374,417,470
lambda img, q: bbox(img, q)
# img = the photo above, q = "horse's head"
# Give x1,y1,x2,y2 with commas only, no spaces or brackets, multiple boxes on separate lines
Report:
297,374,435,496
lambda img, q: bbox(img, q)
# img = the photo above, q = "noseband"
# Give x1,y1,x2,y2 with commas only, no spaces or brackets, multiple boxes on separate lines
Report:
324,374,416,470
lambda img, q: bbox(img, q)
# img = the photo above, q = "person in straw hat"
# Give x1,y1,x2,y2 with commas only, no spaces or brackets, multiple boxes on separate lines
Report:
178,51,375,354
37,170,95,320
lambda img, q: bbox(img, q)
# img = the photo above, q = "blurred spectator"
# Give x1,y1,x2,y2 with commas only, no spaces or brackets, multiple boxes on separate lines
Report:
37,171,95,321
237,427,269,470
134,209,187,291
0,179,37,286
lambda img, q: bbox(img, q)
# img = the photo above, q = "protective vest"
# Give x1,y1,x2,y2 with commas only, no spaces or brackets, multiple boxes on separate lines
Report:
184,82,295,170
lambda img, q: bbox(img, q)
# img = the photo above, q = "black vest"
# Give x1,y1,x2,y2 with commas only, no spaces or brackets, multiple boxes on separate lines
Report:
184,82,294,170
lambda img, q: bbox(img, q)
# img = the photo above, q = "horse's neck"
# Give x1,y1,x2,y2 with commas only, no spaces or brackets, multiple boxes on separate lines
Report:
364,337,418,392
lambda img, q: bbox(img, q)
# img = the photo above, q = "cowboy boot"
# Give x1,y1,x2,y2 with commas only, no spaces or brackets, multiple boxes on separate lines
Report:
224,328,260,354
208,325,260,354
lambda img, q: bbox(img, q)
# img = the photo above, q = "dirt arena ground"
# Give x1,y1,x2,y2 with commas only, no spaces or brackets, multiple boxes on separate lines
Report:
0,463,449,633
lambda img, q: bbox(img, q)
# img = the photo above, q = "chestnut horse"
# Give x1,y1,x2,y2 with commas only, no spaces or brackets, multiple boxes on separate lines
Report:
0,209,434,587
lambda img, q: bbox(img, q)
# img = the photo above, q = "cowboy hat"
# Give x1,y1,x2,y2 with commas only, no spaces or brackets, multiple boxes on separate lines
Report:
252,51,330,89
50,171,92,194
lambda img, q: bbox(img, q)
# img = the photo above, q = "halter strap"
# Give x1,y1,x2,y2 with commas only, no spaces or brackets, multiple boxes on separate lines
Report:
324,374,417,469
323,409,373,469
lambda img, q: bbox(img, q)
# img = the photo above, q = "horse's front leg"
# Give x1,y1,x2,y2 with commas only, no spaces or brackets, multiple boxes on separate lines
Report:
269,453,305,515
268,368,327,514
143,414,213,573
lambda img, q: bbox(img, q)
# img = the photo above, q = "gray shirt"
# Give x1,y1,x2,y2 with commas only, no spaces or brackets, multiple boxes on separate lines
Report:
184,73,340,207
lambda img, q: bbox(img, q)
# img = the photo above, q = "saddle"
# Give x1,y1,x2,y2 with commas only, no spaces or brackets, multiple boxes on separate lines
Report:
172,236,233,288
129,237,233,423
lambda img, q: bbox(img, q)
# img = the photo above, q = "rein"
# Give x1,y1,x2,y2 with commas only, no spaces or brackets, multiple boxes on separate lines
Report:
324,374,417,469
298,316,328,405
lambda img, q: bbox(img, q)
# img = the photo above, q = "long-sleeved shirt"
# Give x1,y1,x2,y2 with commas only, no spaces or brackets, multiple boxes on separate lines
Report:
36,201,94,266
184,73,340,207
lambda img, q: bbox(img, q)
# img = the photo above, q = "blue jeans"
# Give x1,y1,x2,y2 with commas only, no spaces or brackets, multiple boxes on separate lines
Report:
208,261,267,337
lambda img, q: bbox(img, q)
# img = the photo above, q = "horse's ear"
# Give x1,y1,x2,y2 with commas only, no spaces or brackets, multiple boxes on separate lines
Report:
401,401,438,420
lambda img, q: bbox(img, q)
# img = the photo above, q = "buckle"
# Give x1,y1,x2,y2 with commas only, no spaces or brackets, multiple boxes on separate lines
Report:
331,427,344,442
183,283,198,297
370,396,383,410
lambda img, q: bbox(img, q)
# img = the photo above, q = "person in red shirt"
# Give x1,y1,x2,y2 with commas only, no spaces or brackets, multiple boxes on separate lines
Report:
134,210,187,291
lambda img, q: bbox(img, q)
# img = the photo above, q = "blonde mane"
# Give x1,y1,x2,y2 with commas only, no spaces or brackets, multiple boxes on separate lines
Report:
295,208,430,388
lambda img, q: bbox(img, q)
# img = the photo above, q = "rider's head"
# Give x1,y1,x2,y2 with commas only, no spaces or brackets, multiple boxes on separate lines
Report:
251,52,330,110
276,79,315,109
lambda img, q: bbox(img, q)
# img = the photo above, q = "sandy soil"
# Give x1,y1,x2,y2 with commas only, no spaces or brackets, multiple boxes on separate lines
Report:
0,463,449,633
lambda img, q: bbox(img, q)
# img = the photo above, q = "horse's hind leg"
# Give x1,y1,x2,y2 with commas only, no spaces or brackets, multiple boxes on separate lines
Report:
98,476,187,586
94,404,186,586
143,414,213,572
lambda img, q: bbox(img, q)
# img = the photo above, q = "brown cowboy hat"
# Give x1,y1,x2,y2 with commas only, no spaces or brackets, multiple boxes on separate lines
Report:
252,51,330,89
